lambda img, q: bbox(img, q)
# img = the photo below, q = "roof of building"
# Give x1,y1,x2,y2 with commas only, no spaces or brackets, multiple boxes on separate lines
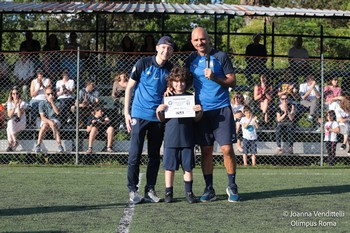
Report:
0,2,349,18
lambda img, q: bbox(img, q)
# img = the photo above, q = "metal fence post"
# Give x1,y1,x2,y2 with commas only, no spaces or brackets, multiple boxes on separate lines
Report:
75,48,80,165
320,54,324,167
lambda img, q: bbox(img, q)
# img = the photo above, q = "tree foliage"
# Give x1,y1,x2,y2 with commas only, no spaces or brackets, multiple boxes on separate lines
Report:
1,0,349,59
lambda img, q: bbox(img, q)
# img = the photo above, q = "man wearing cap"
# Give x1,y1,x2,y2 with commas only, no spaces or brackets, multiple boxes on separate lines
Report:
124,35,174,204
245,33,268,87
185,27,240,203
29,69,52,127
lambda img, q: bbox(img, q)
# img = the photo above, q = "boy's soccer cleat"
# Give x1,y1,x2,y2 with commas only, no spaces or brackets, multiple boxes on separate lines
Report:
185,191,197,204
129,191,144,204
164,192,173,203
199,187,216,202
226,186,240,202
145,189,162,203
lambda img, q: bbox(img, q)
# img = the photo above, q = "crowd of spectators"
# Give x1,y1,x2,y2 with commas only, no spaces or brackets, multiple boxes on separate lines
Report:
1,31,349,162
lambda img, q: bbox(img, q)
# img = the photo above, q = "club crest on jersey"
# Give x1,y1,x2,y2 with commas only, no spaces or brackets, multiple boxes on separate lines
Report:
131,118,137,126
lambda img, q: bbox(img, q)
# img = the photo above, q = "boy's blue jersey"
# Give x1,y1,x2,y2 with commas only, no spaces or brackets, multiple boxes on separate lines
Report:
185,49,235,111
130,55,173,121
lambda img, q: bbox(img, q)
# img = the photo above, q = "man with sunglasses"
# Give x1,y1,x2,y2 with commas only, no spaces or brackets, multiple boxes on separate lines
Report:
35,87,64,153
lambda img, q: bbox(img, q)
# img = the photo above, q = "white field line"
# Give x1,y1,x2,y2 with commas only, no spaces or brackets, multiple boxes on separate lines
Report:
116,173,143,233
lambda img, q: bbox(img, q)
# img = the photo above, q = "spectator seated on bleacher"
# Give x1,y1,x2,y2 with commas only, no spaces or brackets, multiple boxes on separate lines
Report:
324,74,342,111
245,33,267,87
71,79,100,128
86,106,115,154
277,70,299,104
111,72,129,130
333,96,350,153
288,36,310,82
6,87,27,152
13,52,35,100
34,87,64,153
43,34,61,83
253,73,273,127
299,74,321,129
56,69,75,126
29,69,52,128
275,94,295,155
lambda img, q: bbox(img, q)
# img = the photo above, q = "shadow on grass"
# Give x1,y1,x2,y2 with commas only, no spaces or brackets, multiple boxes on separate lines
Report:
214,184,350,202
232,184,350,201
0,203,124,217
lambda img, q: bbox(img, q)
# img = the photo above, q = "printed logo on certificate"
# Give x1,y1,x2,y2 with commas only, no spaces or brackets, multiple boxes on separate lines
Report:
164,95,195,119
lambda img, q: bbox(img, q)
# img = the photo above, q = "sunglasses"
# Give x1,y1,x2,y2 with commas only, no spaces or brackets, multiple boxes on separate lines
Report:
280,98,287,100
12,92,18,95
46,93,53,96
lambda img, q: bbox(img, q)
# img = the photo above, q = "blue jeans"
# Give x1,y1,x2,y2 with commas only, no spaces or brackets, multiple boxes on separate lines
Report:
127,118,164,192
29,99,44,126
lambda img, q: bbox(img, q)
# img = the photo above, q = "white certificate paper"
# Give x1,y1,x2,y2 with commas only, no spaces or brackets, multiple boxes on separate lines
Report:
164,95,195,119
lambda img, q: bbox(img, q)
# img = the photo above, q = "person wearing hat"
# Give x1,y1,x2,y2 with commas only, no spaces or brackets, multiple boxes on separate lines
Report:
245,33,268,87
124,35,175,204
29,68,52,128
185,27,240,203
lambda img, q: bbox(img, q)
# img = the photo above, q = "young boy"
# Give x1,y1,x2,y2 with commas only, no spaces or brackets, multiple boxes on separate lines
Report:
156,67,203,203
86,106,115,153
240,106,259,166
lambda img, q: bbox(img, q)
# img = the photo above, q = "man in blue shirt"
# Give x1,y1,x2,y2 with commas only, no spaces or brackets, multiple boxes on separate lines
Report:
124,36,175,204
185,27,240,203
35,87,64,153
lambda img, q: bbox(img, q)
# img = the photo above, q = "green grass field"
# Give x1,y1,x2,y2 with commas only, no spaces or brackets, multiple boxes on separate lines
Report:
0,166,349,233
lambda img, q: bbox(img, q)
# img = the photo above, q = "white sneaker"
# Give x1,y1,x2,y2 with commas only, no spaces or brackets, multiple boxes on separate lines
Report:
129,191,144,204
145,189,161,203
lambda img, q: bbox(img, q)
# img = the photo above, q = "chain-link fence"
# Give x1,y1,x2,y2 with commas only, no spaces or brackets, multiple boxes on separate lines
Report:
0,50,349,166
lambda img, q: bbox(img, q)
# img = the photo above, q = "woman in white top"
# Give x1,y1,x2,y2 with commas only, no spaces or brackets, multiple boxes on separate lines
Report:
56,70,75,123
6,87,27,151
29,69,51,127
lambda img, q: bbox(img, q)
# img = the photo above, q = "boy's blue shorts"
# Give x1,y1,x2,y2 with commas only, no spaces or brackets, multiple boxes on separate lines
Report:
163,147,195,171
242,138,257,155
